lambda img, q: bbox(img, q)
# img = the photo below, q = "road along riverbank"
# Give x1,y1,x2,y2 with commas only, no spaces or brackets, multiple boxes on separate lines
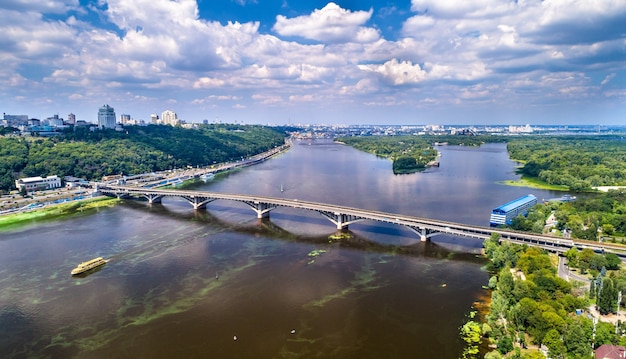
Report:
0,197,120,231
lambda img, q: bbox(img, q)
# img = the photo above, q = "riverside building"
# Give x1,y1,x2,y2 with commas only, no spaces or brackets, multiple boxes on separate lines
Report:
15,175,62,192
489,194,538,226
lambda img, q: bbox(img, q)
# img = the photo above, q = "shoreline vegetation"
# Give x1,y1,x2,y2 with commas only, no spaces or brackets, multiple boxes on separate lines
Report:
506,136,626,192
336,135,507,174
0,197,120,231
466,233,626,359
0,139,294,230
500,175,570,191
339,134,626,192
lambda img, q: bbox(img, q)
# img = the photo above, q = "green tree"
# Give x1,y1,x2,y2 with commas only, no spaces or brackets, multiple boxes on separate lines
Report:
520,350,545,359
602,223,615,236
595,321,619,347
605,253,621,271
563,247,579,268
589,254,607,272
488,275,498,289
542,329,566,358
563,317,592,358
497,335,514,355
590,280,596,299
598,277,618,315
498,267,515,301
484,350,502,359
578,249,596,274
392,156,423,173
517,248,553,275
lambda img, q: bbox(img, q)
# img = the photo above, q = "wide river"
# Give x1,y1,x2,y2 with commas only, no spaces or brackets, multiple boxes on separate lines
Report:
0,140,565,358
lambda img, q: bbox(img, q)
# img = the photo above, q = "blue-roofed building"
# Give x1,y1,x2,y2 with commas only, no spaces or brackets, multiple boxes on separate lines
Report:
489,194,537,226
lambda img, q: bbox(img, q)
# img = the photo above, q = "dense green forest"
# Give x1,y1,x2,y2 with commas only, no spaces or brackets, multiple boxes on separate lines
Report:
508,136,626,191
0,124,288,192
338,135,503,174
472,234,626,358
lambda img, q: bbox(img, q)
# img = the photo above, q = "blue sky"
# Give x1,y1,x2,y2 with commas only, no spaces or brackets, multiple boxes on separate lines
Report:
1,0,624,125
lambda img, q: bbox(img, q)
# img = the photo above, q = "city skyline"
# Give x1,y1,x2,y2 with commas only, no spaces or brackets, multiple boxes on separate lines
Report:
1,0,624,125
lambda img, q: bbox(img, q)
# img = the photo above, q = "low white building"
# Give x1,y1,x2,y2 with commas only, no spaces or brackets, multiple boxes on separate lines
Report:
15,175,62,192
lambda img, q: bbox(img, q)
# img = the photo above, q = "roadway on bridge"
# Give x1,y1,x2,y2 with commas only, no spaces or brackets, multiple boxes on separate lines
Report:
98,185,626,260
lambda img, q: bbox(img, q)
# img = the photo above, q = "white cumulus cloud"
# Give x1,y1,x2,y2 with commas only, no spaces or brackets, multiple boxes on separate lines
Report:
358,59,427,85
273,2,380,43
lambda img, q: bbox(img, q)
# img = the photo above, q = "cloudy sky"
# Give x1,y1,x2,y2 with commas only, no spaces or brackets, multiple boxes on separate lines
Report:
1,0,624,125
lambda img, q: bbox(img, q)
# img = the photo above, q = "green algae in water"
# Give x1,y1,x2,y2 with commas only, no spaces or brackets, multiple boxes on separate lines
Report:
328,232,352,241
307,249,326,257
0,197,120,231
307,249,327,264
305,258,380,308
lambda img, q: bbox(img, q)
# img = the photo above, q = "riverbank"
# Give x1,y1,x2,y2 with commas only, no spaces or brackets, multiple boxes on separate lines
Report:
476,234,626,358
1,139,293,220
500,175,570,191
0,197,120,231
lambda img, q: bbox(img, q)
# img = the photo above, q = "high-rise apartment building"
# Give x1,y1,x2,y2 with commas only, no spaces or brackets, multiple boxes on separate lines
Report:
161,110,180,126
46,114,64,127
67,113,76,125
120,114,131,124
98,105,116,129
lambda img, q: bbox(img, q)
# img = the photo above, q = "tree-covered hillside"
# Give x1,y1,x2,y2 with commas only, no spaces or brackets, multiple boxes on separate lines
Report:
0,124,288,192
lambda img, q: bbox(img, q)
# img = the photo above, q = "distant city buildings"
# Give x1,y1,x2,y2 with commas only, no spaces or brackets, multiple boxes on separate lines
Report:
45,114,64,127
509,124,533,133
2,114,28,128
3,105,189,133
161,110,180,126
120,114,131,124
3,107,611,138
98,104,116,129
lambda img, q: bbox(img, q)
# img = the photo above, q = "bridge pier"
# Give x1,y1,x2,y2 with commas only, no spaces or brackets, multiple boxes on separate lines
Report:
335,213,348,230
407,226,429,242
317,211,363,231
245,201,276,219
145,194,163,205
92,185,606,258
181,196,215,210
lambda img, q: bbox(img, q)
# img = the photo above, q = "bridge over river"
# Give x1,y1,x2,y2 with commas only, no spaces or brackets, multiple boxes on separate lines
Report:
97,185,626,259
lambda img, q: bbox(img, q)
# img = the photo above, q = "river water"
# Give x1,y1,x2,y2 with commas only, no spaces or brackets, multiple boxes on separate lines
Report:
0,140,564,358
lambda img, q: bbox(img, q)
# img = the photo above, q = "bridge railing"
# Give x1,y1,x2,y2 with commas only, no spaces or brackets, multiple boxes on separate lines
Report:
96,185,626,259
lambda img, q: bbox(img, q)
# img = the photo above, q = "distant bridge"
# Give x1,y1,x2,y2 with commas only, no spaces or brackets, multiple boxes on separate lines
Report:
97,185,626,258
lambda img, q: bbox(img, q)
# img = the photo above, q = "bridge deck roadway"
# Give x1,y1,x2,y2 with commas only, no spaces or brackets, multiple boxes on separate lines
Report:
97,185,626,259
